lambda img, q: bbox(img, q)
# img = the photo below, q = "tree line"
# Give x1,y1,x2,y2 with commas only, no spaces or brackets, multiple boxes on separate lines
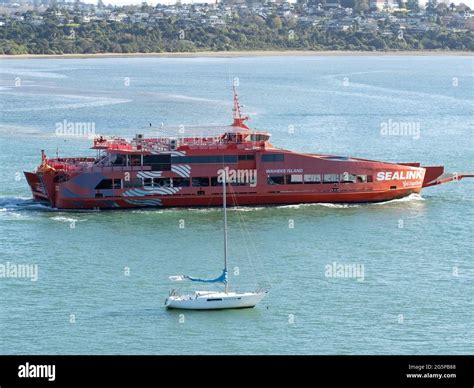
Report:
0,10,473,54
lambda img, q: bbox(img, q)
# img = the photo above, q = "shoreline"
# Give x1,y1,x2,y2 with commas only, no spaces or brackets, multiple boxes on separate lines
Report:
1,50,473,59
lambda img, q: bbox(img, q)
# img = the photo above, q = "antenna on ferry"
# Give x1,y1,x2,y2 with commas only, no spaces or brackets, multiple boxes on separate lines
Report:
231,84,249,130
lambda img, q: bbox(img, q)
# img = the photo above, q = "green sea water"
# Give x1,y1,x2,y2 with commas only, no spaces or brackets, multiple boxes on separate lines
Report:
0,55,472,354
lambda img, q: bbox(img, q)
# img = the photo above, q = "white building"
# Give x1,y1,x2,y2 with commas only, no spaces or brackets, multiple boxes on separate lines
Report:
369,0,400,10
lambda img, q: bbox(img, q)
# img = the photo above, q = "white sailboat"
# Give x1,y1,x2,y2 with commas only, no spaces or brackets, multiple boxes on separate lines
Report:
165,174,268,310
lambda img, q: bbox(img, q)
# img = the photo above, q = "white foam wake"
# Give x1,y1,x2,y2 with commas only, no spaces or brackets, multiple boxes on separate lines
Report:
0,196,52,212
373,193,425,205
0,68,67,79
50,216,87,223
2,94,131,112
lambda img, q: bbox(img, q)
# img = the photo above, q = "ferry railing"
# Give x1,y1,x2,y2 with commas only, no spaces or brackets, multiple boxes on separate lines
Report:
92,135,267,153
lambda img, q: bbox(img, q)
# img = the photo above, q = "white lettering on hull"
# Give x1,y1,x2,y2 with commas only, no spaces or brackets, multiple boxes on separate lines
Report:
266,168,303,174
376,170,423,181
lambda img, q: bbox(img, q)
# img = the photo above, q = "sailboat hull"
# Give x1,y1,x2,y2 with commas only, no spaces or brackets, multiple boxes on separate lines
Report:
165,291,267,310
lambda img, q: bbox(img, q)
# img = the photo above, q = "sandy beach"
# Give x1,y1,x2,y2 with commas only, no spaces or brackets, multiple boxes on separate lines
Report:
1,50,472,60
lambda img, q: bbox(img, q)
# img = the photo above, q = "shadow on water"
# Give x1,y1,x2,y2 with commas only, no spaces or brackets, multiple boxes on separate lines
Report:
101,305,268,322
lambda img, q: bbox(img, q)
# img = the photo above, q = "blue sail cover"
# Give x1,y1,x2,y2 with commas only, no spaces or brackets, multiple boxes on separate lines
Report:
186,269,228,284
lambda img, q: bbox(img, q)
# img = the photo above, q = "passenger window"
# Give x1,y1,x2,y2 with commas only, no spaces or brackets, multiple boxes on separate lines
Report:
130,155,141,166
153,178,171,187
192,177,210,187
262,154,284,162
304,174,321,183
267,175,285,185
323,174,339,184
111,154,126,166
286,174,303,184
124,178,143,188
173,178,190,187
95,179,113,190
341,173,357,183
143,154,171,171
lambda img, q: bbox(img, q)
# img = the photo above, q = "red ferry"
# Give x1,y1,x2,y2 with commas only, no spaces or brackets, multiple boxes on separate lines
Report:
25,89,473,210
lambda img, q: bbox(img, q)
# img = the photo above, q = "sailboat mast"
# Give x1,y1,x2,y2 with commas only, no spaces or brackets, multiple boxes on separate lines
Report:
223,173,228,293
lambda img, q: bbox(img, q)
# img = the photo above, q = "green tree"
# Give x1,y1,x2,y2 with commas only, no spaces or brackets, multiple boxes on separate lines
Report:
268,16,283,29
370,37,387,49
456,3,470,13
436,3,448,15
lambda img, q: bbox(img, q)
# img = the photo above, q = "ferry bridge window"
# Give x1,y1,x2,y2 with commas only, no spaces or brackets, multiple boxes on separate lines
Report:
304,174,321,184
111,154,126,166
238,155,255,161
357,175,367,183
192,177,210,187
286,174,303,184
95,179,113,190
262,154,284,162
172,177,190,187
113,179,122,189
124,178,143,188
323,174,340,184
341,173,357,183
153,178,171,187
143,154,171,171
367,175,373,182
250,134,270,142
144,178,153,187
267,175,285,185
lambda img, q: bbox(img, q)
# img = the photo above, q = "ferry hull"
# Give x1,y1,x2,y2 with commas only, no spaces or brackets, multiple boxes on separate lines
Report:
24,161,467,210
24,171,55,206
45,187,422,209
